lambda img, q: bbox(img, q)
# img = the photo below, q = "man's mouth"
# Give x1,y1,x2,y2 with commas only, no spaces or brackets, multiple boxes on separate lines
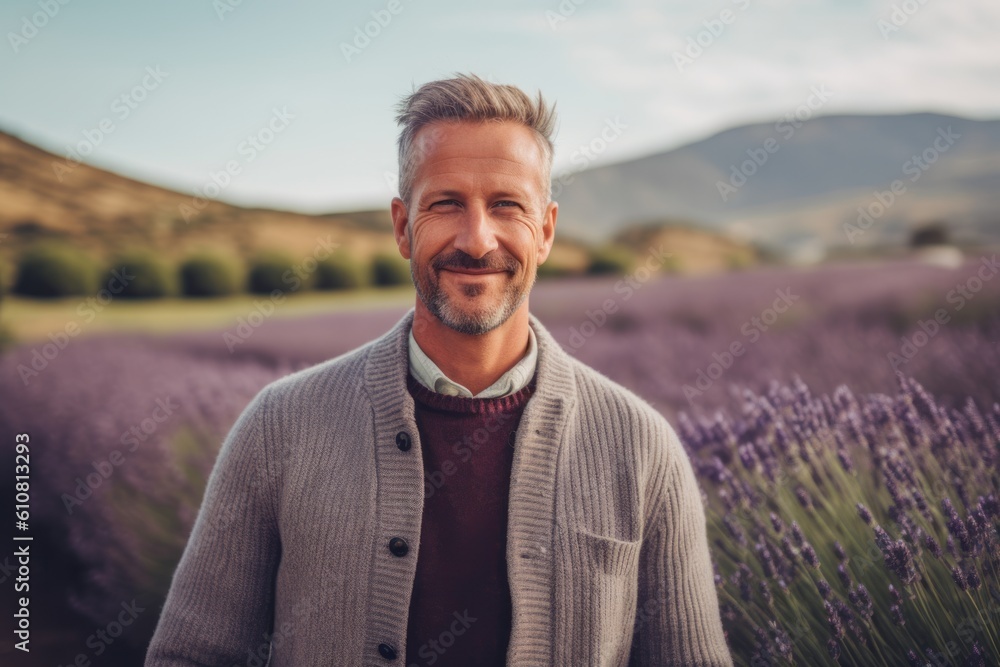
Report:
440,267,506,275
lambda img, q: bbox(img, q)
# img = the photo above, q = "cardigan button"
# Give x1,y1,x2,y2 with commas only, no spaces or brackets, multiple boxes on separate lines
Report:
388,537,409,557
377,642,397,660
395,431,411,451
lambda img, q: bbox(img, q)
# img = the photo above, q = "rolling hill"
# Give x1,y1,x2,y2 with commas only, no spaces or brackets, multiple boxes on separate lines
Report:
550,112,1000,251
0,130,402,266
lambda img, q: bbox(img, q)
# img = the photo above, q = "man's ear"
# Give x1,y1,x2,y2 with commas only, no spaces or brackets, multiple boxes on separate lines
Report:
390,196,411,259
536,199,558,266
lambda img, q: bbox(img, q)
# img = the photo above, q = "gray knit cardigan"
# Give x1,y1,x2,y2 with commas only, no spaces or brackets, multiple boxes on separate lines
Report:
145,307,733,666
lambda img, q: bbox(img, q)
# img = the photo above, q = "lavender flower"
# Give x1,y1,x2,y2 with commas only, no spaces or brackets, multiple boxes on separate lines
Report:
982,494,999,519
780,535,799,570
849,584,874,620
824,601,843,639
755,541,777,579
857,502,873,526
770,622,792,661
837,563,852,589
759,579,773,608
943,497,973,552
951,565,969,591
887,539,918,585
837,447,855,473
927,648,947,665
965,564,982,591
801,542,820,569
966,642,987,667
723,513,748,548
796,486,814,511
924,534,943,559
873,524,893,553
790,521,805,546
735,563,753,602
769,511,785,534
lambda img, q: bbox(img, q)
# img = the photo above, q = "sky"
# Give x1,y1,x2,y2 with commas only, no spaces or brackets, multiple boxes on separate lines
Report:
1,0,998,214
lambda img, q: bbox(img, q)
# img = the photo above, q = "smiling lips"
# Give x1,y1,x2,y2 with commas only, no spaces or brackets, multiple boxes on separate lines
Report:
440,267,506,275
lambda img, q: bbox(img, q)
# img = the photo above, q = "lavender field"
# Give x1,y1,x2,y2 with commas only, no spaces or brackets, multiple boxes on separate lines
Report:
1,256,998,665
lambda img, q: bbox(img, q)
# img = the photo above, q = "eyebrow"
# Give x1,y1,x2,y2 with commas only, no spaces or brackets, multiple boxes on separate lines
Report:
420,189,532,203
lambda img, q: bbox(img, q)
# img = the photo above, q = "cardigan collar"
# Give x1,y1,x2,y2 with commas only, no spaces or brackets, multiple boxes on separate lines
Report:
364,306,576,415
407,323,538,398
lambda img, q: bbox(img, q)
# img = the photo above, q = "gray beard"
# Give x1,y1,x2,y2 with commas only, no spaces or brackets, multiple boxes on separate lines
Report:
411,261,534,335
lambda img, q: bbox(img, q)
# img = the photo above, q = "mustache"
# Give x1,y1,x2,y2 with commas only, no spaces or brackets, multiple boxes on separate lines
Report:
433,251,519,273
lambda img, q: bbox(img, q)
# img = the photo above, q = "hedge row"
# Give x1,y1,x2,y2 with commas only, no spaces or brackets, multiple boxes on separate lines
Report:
8,243,641,299
9,244,412,299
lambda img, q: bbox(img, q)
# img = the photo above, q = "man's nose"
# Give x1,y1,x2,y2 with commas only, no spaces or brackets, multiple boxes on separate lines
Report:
453,203,499,260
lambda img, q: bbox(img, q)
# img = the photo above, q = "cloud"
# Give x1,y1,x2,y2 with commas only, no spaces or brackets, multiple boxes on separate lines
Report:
537,0,1000,155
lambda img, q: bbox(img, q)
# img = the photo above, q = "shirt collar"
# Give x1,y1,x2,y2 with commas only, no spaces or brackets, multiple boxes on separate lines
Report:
408,323,537,398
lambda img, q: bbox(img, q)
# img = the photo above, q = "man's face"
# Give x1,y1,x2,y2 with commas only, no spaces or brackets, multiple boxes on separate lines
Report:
391,119,557,335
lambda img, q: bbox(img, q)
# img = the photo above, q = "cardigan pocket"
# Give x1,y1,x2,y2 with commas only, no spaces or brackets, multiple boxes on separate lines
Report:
572,525,642,578
569,525,643,666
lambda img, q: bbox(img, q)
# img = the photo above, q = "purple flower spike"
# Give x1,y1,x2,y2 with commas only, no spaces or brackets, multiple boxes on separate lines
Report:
801,542,820,569
924,535,942,558
852,584,874,620
952,565,969,591
857,503,873,525
796,487,814,510
790,521,805,546
889,584,902,605
837,563,852,589
758,579,773,608
965,565,982,591
966,642,986,667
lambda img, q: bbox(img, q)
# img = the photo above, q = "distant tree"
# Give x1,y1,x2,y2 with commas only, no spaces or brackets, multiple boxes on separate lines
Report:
13,243,100,298
180,251,245,297
370,253,411,287
586,244,635,275
247,251,304,294
315,251,369,290
103,249,178,299
536,261,575,279
910,222,949,247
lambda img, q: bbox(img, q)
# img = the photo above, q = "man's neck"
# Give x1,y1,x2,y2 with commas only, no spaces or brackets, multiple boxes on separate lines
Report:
411,302,531,396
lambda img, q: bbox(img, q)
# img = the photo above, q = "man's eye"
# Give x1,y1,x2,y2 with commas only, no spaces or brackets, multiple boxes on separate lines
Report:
494,200,519,208
431,199,459,208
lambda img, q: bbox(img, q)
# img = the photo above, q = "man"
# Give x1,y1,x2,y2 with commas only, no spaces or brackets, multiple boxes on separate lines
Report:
145,73,732,666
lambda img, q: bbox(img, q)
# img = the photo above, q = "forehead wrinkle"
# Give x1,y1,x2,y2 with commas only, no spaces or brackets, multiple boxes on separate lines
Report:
420,155,536,172
418,171,536,196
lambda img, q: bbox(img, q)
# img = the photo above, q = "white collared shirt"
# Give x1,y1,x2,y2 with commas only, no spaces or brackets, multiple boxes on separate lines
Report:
408,325,537,398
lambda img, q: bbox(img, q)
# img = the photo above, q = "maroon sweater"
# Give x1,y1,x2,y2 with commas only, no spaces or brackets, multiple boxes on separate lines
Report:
404,371,537,666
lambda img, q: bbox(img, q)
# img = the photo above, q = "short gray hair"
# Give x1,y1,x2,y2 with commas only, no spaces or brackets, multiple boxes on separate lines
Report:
393,72,557,208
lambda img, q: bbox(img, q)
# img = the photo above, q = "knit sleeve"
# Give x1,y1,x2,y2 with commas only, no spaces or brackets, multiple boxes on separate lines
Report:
144,386,280,666
628,422,733,666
